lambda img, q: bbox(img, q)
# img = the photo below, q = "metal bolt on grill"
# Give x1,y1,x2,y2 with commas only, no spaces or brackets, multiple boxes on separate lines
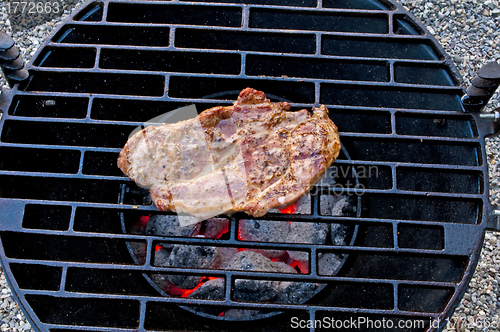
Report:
0,0,499,331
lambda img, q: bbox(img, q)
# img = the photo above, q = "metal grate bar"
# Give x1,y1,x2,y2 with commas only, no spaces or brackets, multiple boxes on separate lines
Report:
0,230,472,257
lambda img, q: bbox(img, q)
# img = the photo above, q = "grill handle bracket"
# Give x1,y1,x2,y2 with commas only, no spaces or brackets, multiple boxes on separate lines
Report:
473,109,500,138
0,31,29,88
462,61,500,113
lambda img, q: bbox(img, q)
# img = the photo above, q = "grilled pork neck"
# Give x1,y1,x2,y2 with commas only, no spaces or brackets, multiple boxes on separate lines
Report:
118,88,341,218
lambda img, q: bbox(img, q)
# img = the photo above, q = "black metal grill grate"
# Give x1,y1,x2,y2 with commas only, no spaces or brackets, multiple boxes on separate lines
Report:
0,0,496,331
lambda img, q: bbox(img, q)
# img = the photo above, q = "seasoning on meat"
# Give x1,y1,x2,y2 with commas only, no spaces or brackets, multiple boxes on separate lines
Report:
118,88,341,219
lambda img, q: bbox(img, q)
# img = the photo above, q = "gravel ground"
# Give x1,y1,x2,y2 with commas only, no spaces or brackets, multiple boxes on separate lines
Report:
0,0,500,331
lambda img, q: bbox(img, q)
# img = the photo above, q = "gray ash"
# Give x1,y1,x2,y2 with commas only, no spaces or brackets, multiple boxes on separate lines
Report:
188,278,225,300
228,251,279,302
286,222,329,262
274,282,319,304
239,219,289,258
317,253,343,276
146,214,201,238
224,309,265,320
165,244,219,289
216,247,239,269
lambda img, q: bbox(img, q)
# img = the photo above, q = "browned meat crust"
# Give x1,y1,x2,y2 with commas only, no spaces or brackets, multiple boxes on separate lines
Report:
118,88,341,218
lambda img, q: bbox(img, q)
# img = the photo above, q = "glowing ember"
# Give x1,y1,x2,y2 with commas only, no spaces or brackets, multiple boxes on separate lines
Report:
279,201,299,214
139,215,150,224
167,276,221,297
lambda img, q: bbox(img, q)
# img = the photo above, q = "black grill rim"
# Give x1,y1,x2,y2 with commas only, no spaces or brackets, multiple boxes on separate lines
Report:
0,0,496,331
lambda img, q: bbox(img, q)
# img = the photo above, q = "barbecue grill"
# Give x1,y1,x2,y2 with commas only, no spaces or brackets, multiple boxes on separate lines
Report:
0,0,499,331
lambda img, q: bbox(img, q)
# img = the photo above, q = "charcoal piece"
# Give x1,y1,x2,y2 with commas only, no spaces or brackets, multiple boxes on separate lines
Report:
188,278,225,300
224,309,265,320
153,247,171,266
167,245,219,289
146,214,201,238
233,279,278,302
331,223,348,246
320,195,350,216
128,242,147,265
149,273,170,292
274,282,318,304
317,253,343,276
202,218,229,238
228,250,277,272
217,247,239,269
295,194,311,214
271,261,297,274
239,219,289,258
128,220,148,264
130,220,147,235
228,251,280,302
286,222,329,261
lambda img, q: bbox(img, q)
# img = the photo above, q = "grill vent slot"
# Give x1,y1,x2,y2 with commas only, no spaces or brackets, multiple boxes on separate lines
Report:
321,85,462,110
25,72,165,96
322,37,440,60
398,225,445,250
169,76,315,102
23,205,72,231
73,2,103,22
2,120,135,147
0,147,80,174
0,176,123,203
398,286,454,313
394,64,455,86
8,96,88,118
100,49,241,74
246,55,389,82
107,3,242,27
26,296,140,328
10,264,62,291
397,168,481,194
54,25,170,46
35,47,96,68
249,10,389,34
175,29,316,54
323,0,393,10
2,233,143,264
341,138,479,165
365,195,480,224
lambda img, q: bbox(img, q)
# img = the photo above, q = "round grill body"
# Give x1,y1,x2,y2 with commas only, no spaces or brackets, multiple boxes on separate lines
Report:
0,0,497,331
